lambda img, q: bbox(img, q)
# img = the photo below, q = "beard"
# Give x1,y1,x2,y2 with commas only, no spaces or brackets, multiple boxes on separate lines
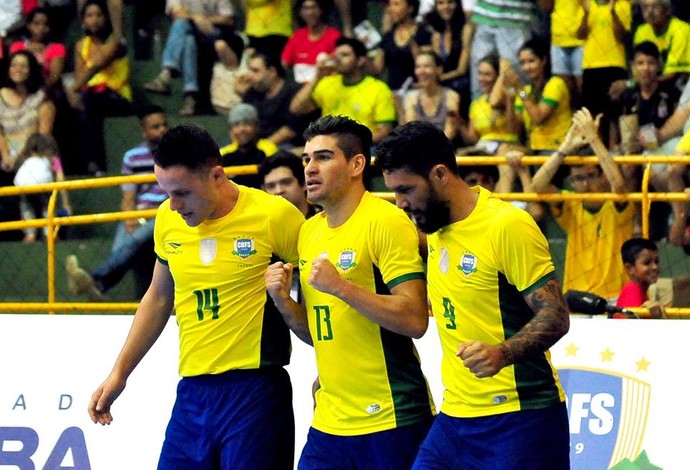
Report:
412,192,451,234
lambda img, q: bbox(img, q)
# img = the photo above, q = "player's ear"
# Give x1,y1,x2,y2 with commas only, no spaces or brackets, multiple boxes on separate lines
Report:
351,153,366,176
429,164,448,184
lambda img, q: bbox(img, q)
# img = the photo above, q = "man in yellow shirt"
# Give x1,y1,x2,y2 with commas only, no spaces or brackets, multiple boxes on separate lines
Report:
377,120,570,469
533,108,634,300
87,124,304,469
289,37,396,144
266,115,434,468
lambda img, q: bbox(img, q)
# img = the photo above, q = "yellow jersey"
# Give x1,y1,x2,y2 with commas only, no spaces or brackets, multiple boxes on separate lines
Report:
299,192,434,435
154,185,304,377
427,187,565,418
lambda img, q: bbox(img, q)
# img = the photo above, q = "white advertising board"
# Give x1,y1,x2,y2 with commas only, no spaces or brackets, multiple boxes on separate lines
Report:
0,316,686,469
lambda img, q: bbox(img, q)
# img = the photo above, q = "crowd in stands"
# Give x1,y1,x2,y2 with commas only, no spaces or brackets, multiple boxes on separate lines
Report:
1,0,690,307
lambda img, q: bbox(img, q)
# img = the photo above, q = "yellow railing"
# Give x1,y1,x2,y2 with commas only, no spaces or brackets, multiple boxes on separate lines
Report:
0,156,688,317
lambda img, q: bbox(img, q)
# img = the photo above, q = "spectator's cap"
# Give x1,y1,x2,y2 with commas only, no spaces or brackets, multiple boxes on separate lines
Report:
228,103,259,126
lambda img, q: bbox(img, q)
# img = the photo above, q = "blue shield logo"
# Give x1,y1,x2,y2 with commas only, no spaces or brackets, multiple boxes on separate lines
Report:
559,368,650,469
337,250,357,270
458,253,477,276
232,238,256,259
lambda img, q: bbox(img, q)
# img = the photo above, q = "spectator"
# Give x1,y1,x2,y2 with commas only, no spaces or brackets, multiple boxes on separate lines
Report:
220,103,278,188
64,105,170,301
0,50,55,173
401,51,459,141
77,0,123,40
241,0,292,61
612,0,690,100
617,237,666,317
259,150,317,218
209,31,245,115
469,0,537,100
508,38,573,156
290,36,397,144
234,51,306,148
577,0,631,147
457,53,519,156
532,108,634,300
10,7,66,93
68,0,133,176
371,0,433,92
619,41,680,184
13,133,70,243
547,0,585,106
281,0,341,85
503,38,572,192
143,0,235,116
425,0,472,116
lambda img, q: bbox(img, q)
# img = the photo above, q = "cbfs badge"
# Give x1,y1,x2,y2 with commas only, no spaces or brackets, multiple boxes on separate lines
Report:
559,368,650,470
232,237,257,260
458,253,477,276
336,250,357,270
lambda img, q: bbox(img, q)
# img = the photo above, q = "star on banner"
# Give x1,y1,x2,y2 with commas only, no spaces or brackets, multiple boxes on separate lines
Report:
565,342,579,357
636,357,651,372
600,348,615,362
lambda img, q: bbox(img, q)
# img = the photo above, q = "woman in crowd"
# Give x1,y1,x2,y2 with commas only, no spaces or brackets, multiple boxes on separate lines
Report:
68,0,132,175
371,0,432,91
10,7,66,95
0,50,55,173
507,38,573,159
401,50,459,141
425,0,471,115
281,0,341,85
457,53,519,154
456,53,520,192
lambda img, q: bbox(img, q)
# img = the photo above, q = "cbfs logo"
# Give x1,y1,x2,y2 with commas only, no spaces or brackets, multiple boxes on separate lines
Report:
336,250,357,271
559,368,650,470
232,237,256,260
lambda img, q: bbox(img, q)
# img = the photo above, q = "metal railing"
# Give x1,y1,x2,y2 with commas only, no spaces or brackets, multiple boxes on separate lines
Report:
0,155,688,317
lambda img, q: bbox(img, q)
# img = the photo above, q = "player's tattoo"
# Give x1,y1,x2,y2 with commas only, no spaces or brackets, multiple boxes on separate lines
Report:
501,278,570,366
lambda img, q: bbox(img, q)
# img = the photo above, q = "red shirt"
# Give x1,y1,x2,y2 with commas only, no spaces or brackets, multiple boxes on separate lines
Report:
616,281,647,308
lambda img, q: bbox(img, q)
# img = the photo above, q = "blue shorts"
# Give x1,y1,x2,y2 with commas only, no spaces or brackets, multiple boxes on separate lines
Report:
158,367,294,470
298,418,433,470
551,45,584,77
413,404,570,470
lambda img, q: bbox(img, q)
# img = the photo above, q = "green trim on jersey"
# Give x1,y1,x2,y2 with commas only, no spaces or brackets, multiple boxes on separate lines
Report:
387,271,425,290
374,266,435,427
498,272,563,410
521,271,556,296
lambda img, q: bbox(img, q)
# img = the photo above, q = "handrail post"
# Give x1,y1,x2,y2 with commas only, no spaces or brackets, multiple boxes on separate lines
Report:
46,190,59,314
641,163,652,239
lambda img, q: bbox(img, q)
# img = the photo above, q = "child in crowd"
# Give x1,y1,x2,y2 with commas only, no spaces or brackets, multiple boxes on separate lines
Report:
13,133,71,243
617,237,665,318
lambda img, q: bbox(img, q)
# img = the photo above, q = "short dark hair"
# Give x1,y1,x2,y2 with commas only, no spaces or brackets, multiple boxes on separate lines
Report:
258,151,305,186
250,51,286,78
335,36,367,58
154,124,221,171
4,51,45,94
376,121,457,176
621,238,658,265
135,103,165,122
303,115,372,164
632,41,660,62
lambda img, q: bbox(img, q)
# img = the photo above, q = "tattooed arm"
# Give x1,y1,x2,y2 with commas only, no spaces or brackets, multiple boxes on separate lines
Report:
457,278,570,378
